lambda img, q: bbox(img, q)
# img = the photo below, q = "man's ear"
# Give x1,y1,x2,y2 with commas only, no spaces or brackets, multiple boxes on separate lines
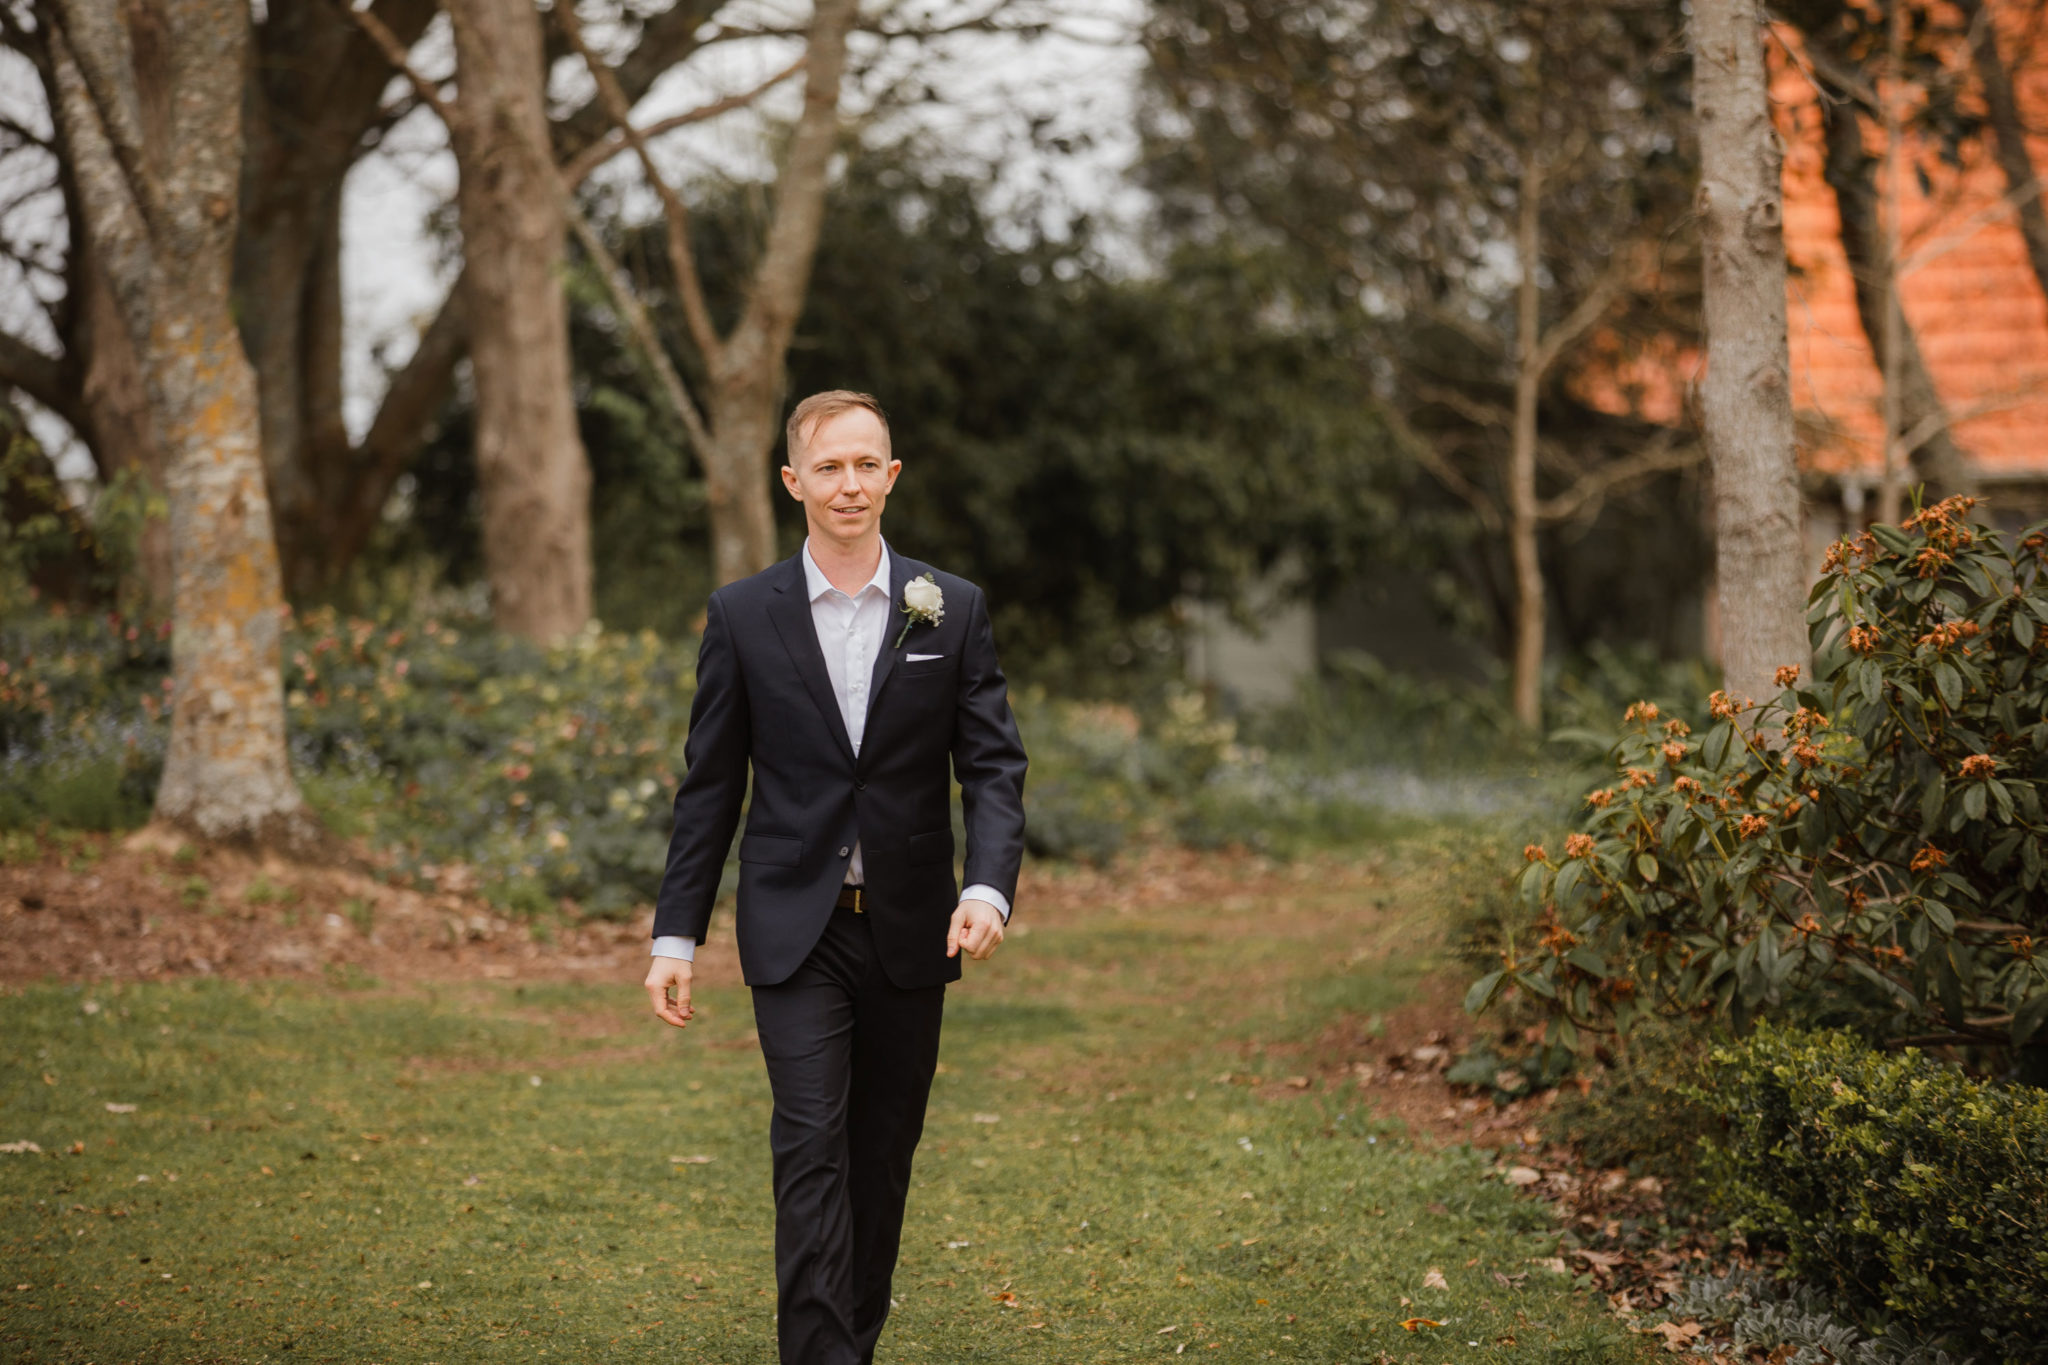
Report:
780,464,803,501
884,458,902,492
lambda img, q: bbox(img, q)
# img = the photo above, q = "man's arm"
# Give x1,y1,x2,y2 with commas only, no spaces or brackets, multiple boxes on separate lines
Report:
949,585,1027,959
646,593,749,1025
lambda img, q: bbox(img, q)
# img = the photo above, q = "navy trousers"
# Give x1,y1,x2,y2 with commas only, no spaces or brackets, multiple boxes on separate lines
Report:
749,906,945,1365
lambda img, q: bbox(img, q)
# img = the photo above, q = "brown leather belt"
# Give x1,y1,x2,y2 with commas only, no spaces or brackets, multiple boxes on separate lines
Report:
834,884,866,913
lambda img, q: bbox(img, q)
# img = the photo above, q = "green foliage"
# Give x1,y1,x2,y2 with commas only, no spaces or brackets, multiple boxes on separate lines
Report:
279,608,694,916
1696,1024,2048,1358
1253,643,1718,779
1474,499,2048,1055
3,602,1397,909
372,146,1415,681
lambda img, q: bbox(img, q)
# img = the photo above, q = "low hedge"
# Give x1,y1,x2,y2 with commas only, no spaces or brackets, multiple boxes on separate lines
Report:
1697,1024,2048,1359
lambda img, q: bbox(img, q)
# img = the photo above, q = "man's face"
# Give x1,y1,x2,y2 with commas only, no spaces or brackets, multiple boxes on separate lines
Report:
781,408,900,547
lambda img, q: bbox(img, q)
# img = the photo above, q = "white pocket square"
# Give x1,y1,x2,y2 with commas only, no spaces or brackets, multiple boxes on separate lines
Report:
905,653,945,662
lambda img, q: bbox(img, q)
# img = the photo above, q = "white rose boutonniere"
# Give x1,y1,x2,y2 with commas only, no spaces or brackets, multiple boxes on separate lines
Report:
895,573,945,648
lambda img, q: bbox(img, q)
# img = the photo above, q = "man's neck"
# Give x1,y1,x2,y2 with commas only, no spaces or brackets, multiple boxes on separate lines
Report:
807,530,884,597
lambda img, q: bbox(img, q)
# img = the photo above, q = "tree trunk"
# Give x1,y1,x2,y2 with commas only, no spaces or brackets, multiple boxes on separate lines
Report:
444,0,593,643
1693,0,1811,703
1818,95,1979,509
1954,0,2048,317
1510,154,1546,731
75,220,172,611
703,376,785,587
235,0,435,598
50,0,312,844
696,0,860,584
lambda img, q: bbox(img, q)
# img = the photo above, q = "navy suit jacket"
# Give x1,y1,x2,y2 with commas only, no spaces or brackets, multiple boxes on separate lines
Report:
652,544,1029,988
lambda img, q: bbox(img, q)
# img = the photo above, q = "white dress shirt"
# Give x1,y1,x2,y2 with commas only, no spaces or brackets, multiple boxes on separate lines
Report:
652,539,1009,961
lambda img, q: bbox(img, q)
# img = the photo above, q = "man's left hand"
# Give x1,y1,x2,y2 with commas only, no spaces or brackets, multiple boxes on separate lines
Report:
947,899,1006,961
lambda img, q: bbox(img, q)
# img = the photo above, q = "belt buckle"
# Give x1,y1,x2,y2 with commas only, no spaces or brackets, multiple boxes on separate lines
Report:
851,886,864,914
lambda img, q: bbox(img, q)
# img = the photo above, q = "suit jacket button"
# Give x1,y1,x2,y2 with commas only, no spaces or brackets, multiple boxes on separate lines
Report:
838,846,851,857
855,780,866,790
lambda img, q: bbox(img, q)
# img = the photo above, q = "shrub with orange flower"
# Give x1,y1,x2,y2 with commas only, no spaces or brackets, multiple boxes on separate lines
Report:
1470,496,2048,1056
1910,845,1948,873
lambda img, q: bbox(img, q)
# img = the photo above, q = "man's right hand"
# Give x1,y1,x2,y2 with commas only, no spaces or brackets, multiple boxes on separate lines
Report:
645,956,695,1029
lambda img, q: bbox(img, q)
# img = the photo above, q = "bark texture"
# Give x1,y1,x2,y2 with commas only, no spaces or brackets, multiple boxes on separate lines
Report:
444,0,592,642
1818,89,1979,507
1955,0,2048,317
49,0,310,841
1693,0,1812,702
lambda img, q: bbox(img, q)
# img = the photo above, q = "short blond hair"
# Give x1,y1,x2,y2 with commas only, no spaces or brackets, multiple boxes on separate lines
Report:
785,390,890,463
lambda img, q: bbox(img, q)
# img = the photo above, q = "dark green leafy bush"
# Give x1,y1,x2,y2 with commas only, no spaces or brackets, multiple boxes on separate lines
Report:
1696,1024,2048,1359
1473,498,2048,1055
2,605,1384,906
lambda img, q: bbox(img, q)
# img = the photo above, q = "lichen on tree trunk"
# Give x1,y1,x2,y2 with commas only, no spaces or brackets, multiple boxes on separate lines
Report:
1693,0,1812,704
150,309,307,841
49,0,313,844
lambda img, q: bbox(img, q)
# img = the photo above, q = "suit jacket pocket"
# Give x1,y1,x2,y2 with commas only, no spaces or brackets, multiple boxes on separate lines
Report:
906,828,954,866
739,833,804,866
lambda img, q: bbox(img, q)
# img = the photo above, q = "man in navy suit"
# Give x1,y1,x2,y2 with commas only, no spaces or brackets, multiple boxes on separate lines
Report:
643,390,1028,1365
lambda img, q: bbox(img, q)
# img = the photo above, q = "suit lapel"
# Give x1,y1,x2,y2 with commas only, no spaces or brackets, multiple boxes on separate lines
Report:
767,555,857,765
863,543,916,731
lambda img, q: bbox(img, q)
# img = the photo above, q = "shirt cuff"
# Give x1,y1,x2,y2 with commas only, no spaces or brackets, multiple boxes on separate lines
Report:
959,884,1010,922
650,935,697,962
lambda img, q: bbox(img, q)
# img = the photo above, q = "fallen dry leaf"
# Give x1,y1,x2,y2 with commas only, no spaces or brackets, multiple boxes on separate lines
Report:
1399,1317,1444,1331
1644,1319,1704,1351
1505,1166,1541,1186
0,1141,40,1155
669,1155,715,1165
1422,1268,1449,1291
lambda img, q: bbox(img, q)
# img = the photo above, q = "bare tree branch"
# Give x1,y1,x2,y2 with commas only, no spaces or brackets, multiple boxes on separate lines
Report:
1529,256,1631,379
559,55,808,189
563,205,715,457
556,0,725,368
1410,380,1511,430
0,327,82,428
727,0,859,366
551,0,727,162
1537,433,1702,524
344,3,456,130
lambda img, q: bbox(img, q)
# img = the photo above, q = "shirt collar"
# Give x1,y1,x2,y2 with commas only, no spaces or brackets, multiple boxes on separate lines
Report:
800,538,891,603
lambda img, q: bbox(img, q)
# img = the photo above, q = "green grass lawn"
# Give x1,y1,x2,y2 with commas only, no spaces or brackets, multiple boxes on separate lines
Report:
1,840,1647,1364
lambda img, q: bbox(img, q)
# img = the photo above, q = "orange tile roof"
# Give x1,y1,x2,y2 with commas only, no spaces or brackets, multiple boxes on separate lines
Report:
1578,7,2048,480
1776,9,2048,478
